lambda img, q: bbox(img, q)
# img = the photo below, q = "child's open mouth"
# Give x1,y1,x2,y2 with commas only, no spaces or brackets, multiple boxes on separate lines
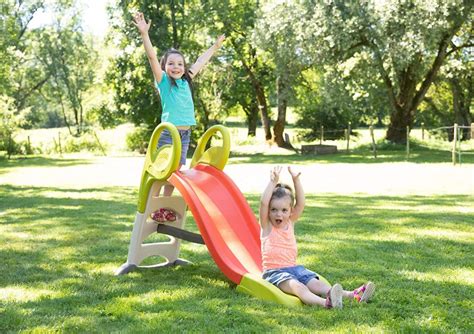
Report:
275,219,283,224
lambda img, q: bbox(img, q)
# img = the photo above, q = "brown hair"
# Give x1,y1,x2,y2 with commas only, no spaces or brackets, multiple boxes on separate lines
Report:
160,49,193,92
270,183,295,207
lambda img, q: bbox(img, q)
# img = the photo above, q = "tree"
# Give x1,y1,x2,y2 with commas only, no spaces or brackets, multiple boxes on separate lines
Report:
304,0,473,143
422,46,473,140
219,65,261,136
254,1,307,147
36,12,98,135
202,0,274,140
447,52,473,140
0,0,49,111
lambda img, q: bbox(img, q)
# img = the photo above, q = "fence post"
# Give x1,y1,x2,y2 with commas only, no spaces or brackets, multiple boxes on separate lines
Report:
421,122,425,140
27,136,32,154
346,122,351,152
452,123,458,165
406,125,410,159
344,129,349,152
320,125,324,145
369,126,377,158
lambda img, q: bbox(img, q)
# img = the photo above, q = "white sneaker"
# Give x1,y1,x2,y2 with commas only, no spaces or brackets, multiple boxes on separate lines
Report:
354,281,376,303
326,283,343,309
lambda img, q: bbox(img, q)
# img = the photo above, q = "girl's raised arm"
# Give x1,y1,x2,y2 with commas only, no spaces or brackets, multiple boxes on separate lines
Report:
259,166,281,229
132,12,163,84
289,166,305,222
188,35,225,79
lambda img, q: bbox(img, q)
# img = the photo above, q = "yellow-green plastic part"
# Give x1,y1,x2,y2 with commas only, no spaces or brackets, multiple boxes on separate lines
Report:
237,273,302,307
236,273,331,307
137,123,181,213
190,125,230,170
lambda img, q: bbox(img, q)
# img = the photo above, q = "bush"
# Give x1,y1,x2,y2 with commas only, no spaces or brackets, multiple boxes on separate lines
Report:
0,95,27,158
126,125,152,153
61,133,108,154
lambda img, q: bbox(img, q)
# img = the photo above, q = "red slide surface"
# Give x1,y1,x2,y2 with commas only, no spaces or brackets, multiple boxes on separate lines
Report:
168,164,262,284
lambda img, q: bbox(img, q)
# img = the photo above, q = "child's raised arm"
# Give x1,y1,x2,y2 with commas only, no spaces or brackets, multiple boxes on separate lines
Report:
188,35,225,79
259,166,281,229
132,12,163,84
289,166,305,222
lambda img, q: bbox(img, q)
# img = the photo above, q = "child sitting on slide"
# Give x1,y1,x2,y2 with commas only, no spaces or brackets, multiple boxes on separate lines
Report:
259,166,375,308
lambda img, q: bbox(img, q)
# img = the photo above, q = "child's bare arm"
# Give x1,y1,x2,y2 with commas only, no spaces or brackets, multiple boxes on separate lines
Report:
289,166,305,222
132,12,163,83
188,34,225,78
259,166,281,228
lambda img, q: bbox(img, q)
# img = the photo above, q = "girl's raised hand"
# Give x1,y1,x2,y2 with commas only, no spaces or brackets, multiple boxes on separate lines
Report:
288,166,301,179
215,34,226,49
132,12,151,34
270,166,282,183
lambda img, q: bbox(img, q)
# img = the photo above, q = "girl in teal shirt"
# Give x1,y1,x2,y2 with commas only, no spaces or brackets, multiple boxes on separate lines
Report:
133,12,225,220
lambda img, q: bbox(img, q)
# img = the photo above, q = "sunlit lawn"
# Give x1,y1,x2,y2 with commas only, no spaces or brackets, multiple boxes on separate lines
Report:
1,181,472,332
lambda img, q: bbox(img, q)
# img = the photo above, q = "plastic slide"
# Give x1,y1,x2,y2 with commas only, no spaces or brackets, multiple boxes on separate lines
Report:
118,123,312,306
169,164,303,306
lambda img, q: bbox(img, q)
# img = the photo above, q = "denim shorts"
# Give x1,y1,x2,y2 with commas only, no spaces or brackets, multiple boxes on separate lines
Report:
158,129,191,166
263,265,319,287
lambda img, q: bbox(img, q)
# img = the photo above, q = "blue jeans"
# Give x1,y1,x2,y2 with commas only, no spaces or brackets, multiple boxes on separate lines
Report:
158,129,191,166
263,265,319,287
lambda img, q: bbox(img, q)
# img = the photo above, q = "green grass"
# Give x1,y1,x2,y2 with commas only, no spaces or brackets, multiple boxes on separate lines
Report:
229,145,474,164
1,183,473,333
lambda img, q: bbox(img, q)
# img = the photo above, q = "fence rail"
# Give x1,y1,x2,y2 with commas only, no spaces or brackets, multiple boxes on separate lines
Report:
304,122,473,165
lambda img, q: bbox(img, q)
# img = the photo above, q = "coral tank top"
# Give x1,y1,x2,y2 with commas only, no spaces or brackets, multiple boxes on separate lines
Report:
261,222,297,271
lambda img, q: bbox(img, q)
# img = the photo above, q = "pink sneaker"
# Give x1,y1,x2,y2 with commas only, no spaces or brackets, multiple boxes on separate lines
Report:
151,208,177,222
353,282,375,303
325,283,343,309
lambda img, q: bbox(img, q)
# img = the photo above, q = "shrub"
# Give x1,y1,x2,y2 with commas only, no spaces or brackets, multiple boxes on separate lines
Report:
0,95,27,158
61,133,108,154
126,125,152,153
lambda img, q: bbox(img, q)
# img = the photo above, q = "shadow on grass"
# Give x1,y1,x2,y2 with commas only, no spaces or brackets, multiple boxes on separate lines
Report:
1,186,473,332
0,156,93,175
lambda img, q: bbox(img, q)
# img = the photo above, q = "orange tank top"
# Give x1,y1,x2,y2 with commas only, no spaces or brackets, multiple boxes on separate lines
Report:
261,222,297,271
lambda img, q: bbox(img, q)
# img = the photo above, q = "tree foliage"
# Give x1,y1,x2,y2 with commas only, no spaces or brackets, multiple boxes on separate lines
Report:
303,0,473,143
1,0,472,152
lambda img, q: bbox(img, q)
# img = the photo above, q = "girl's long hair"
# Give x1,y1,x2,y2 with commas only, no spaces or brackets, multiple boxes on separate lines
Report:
160,49,193,94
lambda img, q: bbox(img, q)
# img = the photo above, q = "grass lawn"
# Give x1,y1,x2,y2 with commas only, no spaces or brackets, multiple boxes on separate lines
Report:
1,180,473,332
1,124,473,332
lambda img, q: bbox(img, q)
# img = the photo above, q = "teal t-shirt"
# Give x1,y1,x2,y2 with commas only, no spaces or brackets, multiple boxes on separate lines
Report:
155,71,196,126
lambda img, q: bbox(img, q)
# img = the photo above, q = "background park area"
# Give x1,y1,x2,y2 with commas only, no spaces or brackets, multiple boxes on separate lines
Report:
1,1,473,333
1,122,473,333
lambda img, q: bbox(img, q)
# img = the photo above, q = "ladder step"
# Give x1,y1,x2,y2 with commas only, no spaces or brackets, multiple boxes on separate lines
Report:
157,224,205,244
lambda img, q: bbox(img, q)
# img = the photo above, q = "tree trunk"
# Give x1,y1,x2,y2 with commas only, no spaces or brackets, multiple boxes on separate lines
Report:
244,105,258,137
197,96,210,129
273,75,292,148
386,106,412,144
229,39,272,140
451,77,472,140
377,23,461,143
170,0,180,49
248,73,271,140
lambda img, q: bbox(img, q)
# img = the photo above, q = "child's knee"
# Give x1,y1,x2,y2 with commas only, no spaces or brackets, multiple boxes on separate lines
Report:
289,280,309,295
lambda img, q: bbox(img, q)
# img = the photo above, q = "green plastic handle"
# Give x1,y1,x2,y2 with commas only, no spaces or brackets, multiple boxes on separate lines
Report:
137,123,181,213
190,125,230,170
